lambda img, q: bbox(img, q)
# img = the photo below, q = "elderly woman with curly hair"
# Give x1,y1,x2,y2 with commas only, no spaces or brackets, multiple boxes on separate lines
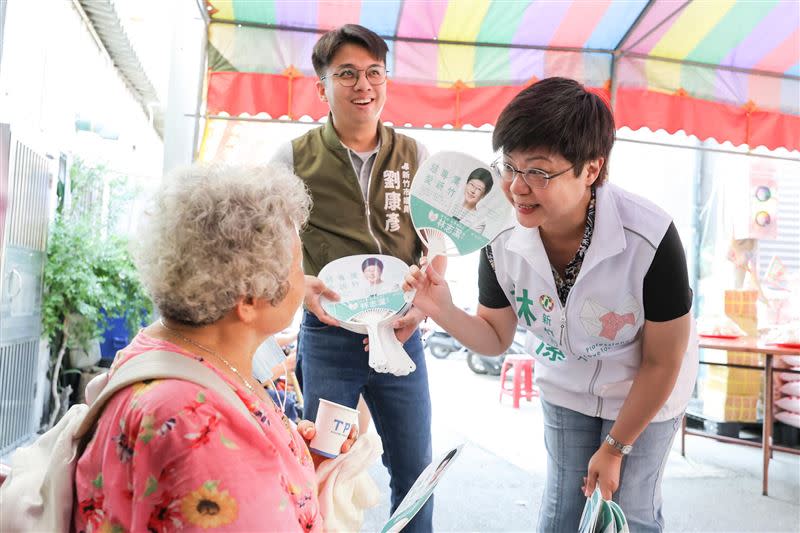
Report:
73,164,351,532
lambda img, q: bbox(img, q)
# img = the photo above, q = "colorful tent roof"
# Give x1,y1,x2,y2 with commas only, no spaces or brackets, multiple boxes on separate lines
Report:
203,0,799,152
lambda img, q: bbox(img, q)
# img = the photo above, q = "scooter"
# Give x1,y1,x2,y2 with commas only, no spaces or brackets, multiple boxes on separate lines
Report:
466,350,502,375
424,322,463,359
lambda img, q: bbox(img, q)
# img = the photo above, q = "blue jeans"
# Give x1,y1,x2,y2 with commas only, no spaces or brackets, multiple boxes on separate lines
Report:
298,311,433,533
538,399,681,533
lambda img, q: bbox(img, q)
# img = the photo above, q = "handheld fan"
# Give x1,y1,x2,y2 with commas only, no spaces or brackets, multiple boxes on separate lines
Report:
318,255,416,376
406,151,514,300
380,444,465,533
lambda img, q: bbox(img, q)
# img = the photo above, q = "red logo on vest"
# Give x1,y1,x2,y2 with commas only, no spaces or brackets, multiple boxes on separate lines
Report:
598,312,636,340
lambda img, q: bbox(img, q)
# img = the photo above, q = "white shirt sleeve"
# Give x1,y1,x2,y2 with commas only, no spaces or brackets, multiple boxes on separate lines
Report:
415,140,429,168
270,142,295,169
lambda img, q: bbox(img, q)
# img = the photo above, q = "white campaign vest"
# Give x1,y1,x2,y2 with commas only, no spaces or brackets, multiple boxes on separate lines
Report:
491,184,698,421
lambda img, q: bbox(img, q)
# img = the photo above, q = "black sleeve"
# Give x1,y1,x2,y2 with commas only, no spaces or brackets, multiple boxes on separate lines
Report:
478,247,512,309
643,222,693,322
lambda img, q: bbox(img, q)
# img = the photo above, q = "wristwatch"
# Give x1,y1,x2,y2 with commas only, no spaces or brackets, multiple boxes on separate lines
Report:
604,434,633,455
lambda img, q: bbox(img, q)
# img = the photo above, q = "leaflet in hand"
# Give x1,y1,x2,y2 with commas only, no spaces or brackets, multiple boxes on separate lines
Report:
578,487,629,533
380,444,464,533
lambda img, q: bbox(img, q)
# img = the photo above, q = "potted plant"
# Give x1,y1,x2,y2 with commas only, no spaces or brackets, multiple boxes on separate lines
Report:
41,158,152,427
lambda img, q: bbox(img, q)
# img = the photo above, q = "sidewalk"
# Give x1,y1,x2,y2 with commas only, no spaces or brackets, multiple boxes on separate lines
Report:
363,353,800,532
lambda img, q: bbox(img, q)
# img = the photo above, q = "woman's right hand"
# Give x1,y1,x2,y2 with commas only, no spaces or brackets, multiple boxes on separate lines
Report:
297,421,359,469
403,260,453,320
303,275,340,326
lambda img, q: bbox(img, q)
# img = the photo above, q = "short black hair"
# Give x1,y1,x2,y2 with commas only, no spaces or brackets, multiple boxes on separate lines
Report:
312,24,388,77
466,168,493,196
362,257,384,272
492,77,615,185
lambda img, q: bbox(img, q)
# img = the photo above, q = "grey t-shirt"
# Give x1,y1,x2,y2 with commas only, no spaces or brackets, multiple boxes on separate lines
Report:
271,136,429,201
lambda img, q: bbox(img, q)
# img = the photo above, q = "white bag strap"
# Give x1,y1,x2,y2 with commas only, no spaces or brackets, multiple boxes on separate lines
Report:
75,350,261,439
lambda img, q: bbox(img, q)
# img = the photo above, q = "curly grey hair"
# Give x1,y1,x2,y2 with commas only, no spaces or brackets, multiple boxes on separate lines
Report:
134,163,310,326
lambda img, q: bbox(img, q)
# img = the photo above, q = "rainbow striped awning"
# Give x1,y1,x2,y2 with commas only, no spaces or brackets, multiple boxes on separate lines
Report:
203,0,799,152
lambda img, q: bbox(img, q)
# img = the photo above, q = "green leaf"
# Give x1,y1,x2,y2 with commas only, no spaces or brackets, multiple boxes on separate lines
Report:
196,392,206,403
140,430,154,444
202,480,219,491
92,473,103,489
142,414,155,429
144,475,158,497
42,157,153,359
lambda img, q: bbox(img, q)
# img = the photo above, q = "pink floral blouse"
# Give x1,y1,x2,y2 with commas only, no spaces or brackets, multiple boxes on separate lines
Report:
73,333,321,532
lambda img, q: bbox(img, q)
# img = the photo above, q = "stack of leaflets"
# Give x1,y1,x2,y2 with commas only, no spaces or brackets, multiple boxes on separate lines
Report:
319,254,417,376
578,487,629,533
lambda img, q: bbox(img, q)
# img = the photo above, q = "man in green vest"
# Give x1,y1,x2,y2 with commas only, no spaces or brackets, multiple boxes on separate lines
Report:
272,24,442,532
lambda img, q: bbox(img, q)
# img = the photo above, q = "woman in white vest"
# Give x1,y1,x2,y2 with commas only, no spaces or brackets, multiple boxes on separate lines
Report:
406,77,697,533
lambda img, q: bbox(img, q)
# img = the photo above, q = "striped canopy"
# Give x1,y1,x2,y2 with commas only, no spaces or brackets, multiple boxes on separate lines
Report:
203,0,799,152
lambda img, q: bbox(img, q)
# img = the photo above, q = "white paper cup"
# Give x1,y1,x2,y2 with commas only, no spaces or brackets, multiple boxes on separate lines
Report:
309,399,359,458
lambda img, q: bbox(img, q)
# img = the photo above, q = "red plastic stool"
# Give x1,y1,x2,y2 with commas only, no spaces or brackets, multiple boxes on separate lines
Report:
499,353,537,408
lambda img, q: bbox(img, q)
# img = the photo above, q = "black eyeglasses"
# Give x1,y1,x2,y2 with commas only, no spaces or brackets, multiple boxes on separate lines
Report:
490,159,573,189
320,66,388,87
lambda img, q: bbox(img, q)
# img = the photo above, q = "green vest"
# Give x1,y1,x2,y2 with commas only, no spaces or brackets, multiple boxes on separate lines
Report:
292,120,423,276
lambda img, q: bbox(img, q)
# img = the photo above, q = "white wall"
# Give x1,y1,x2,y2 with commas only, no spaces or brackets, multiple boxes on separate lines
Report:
0,0,163,183
161,0,206,173
613,128,700,287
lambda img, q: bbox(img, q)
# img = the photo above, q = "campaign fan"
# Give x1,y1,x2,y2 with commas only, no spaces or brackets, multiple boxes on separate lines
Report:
319,255,415,376
406,151,514,300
